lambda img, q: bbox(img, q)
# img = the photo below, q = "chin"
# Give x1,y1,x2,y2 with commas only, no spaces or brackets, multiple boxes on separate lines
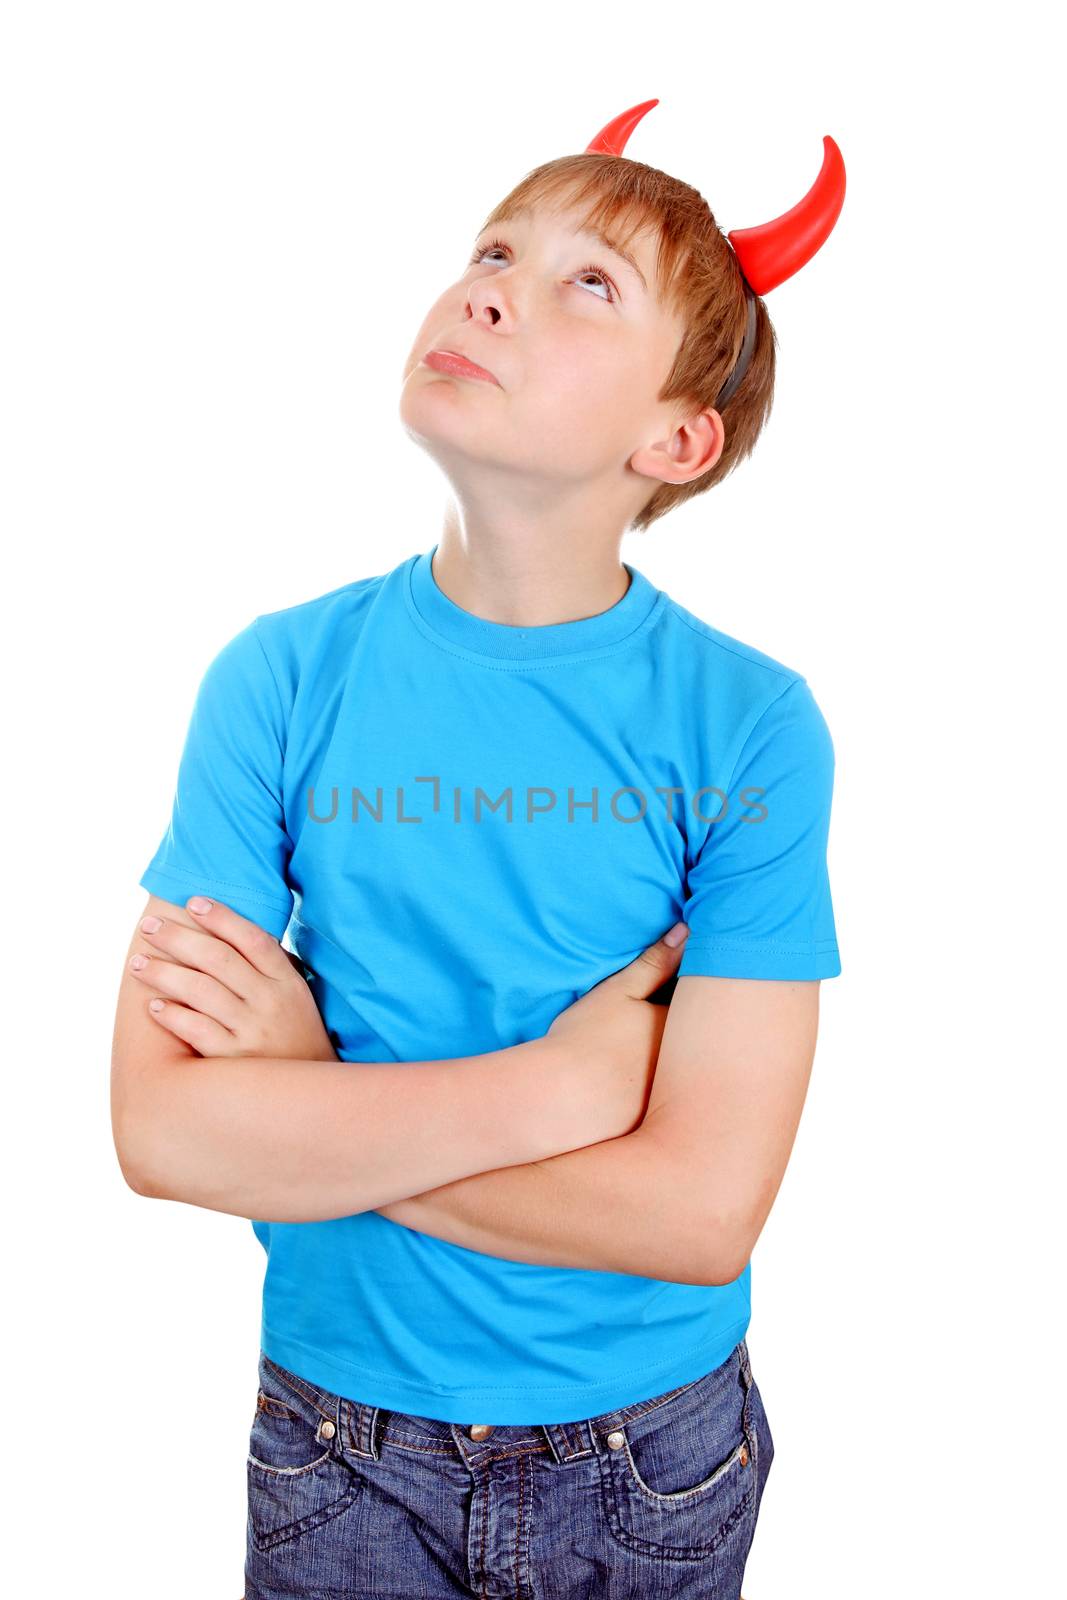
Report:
399,386,483,460
401,375,486,434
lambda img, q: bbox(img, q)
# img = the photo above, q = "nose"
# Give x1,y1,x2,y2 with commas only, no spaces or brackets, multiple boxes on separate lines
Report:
467,274,510,327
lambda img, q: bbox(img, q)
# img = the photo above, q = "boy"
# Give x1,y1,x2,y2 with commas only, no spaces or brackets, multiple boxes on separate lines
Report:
112,103,844,1598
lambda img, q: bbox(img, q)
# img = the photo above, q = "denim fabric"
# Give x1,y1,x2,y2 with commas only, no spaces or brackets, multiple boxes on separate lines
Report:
244,1336,774,1598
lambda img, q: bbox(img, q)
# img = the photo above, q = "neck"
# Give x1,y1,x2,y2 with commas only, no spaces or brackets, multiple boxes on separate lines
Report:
432,505,631,629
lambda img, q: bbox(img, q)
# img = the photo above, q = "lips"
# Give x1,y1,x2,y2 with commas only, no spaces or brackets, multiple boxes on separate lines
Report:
423,348,501,387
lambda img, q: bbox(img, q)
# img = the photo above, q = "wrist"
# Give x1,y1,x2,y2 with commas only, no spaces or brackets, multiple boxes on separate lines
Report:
519,1034,589,1163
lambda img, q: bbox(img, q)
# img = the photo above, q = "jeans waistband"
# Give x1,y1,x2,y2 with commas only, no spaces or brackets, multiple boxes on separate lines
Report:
258,1337,753,1469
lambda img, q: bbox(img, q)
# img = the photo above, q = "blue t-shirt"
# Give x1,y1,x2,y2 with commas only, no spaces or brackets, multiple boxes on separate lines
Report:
140,544,841,1423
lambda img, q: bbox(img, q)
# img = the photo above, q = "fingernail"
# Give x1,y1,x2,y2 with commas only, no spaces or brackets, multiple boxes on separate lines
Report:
187,896,213,914
149,998,164,1012
140,916,162,934
129,954,148,971
664,921,689,947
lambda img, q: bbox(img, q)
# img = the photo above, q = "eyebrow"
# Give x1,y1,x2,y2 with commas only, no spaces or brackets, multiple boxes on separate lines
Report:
586,228,648,293
474,218,649,294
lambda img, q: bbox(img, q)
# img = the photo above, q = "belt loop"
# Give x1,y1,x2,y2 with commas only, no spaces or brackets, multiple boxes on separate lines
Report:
344,1397,384,1460
738,1337,754,1391
540,1419,595,1464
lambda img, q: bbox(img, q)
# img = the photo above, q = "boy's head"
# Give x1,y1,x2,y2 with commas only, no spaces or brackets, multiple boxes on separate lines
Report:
400,151,776,536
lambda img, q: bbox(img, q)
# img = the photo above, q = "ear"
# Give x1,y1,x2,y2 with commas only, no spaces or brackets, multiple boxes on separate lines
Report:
629,405,726,487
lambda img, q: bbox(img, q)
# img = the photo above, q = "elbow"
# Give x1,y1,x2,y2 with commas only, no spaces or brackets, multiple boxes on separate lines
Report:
116,1148,158,1199
116,1150,156,1198
698,1206,757,1288
112,1117,163,1200
702,1248,750,1288
111,1053,175,1200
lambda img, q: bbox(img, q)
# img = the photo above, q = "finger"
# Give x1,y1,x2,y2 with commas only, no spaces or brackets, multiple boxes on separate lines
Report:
137,909,273,1002
637,923,690,974
128,951,243,1031
183,896,293,983
146,996,241,1057
613,923,691,998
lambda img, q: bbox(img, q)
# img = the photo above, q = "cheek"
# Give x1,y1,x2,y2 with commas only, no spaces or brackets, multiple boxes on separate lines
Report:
535,343,633,433
533,328,614,399
512,354,634,472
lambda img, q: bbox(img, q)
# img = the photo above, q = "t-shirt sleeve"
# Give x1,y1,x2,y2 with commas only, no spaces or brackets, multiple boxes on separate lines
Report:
677,675,841,981
138,618,295,940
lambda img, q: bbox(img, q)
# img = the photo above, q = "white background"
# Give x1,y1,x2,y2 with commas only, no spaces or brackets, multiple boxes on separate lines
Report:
3,2,1062,1594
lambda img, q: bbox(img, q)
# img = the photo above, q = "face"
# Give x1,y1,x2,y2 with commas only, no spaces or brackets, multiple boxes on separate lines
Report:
399,201,702,501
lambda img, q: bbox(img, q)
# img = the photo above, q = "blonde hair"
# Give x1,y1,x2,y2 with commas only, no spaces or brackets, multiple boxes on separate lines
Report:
478,152,778,533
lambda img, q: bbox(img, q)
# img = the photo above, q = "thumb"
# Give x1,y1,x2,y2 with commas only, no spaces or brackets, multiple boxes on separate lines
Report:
616,921,690,998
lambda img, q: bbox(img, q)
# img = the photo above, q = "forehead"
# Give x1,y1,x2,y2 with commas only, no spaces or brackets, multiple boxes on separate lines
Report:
476,202,659,294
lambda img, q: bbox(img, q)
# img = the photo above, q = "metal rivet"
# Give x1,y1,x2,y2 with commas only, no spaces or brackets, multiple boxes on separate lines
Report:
319,1420,336,1440
606,1430,626,1450
739,1442,749,1468
469,1424,494,1440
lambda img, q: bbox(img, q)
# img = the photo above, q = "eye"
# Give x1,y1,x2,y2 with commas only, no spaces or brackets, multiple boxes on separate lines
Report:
468,237,618,303
571,263,616,302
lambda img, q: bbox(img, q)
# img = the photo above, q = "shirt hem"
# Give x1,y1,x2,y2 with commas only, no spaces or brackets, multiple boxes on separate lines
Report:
678,939,842,980
139,860,292,913
259,1315,753,1425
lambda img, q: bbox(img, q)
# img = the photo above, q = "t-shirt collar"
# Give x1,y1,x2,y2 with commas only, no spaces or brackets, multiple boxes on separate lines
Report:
405,543,663,663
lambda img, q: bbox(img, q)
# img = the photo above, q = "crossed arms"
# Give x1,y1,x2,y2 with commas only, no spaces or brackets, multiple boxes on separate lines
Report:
111,895,820,1287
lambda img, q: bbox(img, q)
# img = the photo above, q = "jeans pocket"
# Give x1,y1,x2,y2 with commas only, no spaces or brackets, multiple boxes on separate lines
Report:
747,1375,775,1518
247,1353,361,1552
597,1345,758,1563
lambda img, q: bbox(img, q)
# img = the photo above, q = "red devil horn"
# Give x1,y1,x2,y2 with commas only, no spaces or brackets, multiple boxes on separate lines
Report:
585,99,659,156
727,136,846,296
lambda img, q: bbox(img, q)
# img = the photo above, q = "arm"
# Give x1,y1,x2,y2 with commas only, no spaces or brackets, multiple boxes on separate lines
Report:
375,679,837,1278
377,974,821,1287
378,1119,718,1285
112,895,606,1222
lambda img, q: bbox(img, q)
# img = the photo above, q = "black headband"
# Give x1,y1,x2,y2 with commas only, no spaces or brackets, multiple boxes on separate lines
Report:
713,281,758,411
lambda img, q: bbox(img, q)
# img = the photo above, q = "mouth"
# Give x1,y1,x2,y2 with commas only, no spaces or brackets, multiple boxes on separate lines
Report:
422,348,501,388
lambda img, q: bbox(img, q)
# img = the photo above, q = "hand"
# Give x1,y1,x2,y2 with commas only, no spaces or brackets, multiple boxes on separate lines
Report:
129,896,338,1062
545,921,690,1144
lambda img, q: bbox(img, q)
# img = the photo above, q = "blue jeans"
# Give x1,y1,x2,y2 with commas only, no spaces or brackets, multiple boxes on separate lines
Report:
244,1337,774,1598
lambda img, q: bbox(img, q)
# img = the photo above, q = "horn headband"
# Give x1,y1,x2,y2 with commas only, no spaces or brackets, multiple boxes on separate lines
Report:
585,100,846,409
